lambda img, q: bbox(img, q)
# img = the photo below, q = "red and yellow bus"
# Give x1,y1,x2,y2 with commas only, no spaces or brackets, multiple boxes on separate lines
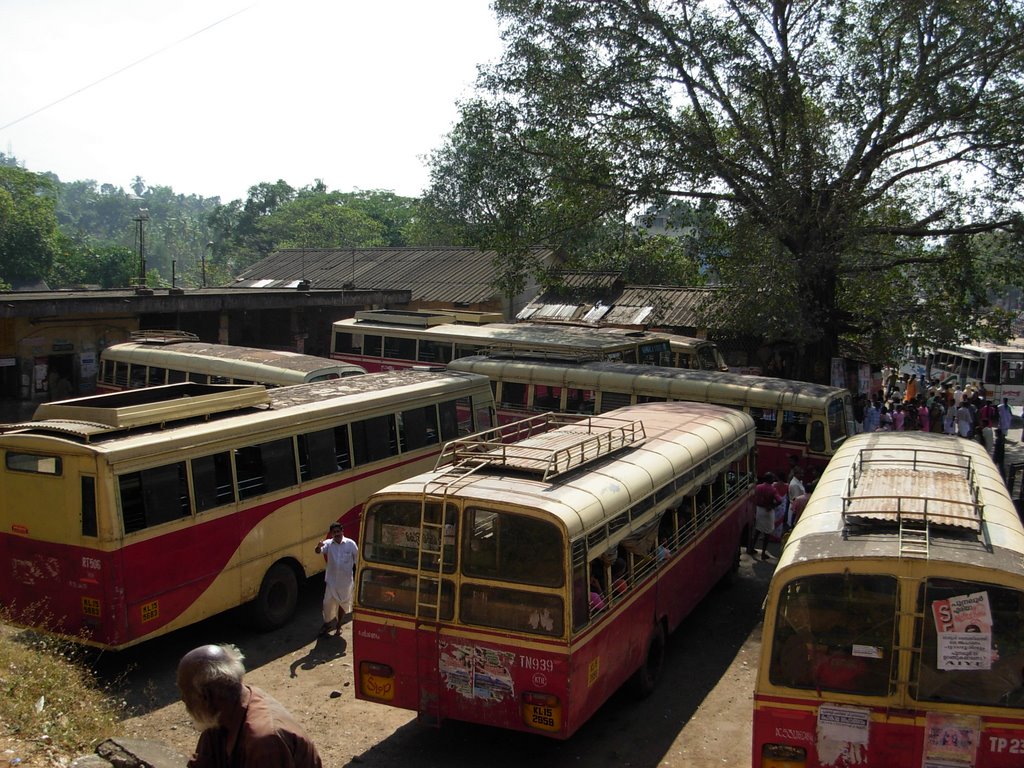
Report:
447,355,853,475
0,370,494,649
330,310,686,371
353,401,756,738
97,330,365,392
754,431,1024,767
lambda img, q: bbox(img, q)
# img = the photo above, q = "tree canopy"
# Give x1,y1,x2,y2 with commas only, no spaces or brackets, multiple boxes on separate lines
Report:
426,0,1024,380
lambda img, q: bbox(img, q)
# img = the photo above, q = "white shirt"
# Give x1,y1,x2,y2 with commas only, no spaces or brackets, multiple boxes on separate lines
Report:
998,402,1013,433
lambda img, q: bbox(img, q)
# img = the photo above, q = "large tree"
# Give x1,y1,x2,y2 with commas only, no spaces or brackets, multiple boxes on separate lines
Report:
0,165,61,287
445,0,1024,381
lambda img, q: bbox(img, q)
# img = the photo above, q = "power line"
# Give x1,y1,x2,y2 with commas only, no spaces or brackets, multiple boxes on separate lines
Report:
0,5,254,132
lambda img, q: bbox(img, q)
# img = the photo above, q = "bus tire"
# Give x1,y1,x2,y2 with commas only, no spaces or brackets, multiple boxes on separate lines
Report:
631,622,666,698
251,562,299,630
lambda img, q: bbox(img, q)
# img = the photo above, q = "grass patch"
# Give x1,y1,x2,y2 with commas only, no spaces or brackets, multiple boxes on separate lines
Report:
0,620,123,763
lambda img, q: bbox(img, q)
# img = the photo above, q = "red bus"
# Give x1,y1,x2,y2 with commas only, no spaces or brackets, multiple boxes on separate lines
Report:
353,401,756,737
331,310,682,371
754,431,1024,767
98,331,365,392
0,370,494,649
447,355,854,476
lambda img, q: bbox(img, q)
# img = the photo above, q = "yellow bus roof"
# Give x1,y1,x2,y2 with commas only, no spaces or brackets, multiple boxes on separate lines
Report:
0,370,491,460
777,431,1024,573
102,341,366,382
366,401,755,540
448,356,849,411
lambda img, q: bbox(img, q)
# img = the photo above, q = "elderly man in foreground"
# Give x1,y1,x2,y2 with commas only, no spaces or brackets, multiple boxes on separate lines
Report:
177,643,322,768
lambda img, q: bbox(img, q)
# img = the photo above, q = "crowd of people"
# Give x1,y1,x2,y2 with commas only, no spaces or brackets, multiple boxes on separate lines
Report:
852,371,1014,467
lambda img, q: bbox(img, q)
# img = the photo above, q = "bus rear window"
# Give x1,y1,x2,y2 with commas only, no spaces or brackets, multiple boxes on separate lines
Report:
462,509,564,587
6,452,62,475
916,579,1024,708
769,574,897,696
460,584,564,637
361,501,458,573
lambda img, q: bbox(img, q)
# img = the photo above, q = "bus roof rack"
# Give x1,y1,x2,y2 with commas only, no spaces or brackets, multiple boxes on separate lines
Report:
435,412,646,482
128,329,201,344
840,446,984,538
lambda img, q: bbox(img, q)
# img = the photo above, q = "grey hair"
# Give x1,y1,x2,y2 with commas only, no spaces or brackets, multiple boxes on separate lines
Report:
192,644,246,696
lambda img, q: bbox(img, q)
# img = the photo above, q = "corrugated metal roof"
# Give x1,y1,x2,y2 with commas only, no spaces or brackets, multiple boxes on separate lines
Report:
518,284,726,331
232,247,556,305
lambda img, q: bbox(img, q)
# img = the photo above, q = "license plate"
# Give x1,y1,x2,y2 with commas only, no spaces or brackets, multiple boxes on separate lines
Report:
525,703,561,732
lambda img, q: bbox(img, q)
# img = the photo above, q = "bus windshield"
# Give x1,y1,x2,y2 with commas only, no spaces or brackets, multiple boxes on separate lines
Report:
769,573,897,696
916,578,1024,708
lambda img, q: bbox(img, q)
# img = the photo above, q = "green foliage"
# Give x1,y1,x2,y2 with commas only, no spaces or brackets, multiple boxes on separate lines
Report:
0,165,61,286
437,0,1024,380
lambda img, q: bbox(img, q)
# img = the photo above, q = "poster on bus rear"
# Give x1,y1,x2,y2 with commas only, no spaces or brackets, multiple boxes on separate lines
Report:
932,592,993,670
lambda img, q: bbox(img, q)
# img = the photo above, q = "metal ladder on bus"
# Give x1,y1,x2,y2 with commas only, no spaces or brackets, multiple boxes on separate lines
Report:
897,511,929,559
414,458,487,726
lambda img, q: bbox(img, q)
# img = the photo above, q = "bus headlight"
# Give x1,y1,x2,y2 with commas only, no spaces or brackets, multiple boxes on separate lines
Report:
359,662,395,701
521,691,561,732
761,743,806,767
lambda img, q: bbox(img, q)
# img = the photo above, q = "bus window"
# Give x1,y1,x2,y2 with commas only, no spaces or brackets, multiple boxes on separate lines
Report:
297,428,346,480
114,361,129,388
399,404,439,451
497,381,528,408
462,508,564,587
363,335,383,358
81,476,97,537
192,452,236,511
333,332,357,355
826,398,849,448
749,407,778,436
916,579,1024,708
565,388,595,414
534,385,562,410
148,367,167,386
419,339,452,364
119,462,191,533
363,500,457,571
168,368,187,384
384,335,416,362
352,414,398,465
768,574,896,696
460,583,564,636
360,569,454,619
780,411,808,444
235,438,297,499
697,347,719,371
598,390,632,413
129,366,147,389
188,371,209,384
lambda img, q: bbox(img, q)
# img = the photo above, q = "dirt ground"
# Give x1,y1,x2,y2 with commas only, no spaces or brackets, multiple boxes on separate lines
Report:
78,548,776,768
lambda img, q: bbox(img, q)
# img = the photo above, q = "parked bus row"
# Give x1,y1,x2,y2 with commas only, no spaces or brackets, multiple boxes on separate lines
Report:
97,330,365,392
352,401,757,738
0,369,495,649
755,431,1024,767
330,309,728,372
447,355,853,475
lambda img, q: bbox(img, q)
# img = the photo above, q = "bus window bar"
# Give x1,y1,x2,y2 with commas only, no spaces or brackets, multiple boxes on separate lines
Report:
129,329,201,345
435,412,646,481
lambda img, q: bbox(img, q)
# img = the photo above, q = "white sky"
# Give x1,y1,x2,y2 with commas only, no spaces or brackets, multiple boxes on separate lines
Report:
0,0,505,201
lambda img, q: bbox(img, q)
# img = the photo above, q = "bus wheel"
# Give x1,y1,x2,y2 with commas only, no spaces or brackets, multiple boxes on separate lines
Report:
251,562,299,630
631,622,666,698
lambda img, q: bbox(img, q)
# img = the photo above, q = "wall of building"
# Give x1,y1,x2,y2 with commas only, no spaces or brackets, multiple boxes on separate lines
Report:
1,315,138,401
